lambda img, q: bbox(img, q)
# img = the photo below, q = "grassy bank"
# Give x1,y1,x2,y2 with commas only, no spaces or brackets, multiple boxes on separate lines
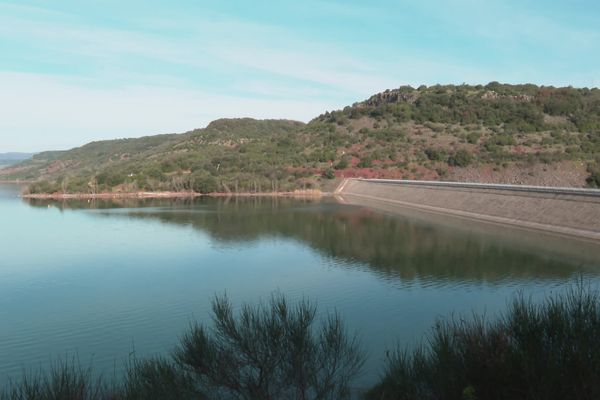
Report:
2,285,599,400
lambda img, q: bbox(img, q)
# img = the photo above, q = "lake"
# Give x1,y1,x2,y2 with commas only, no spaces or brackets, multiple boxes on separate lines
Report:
1,183,599,387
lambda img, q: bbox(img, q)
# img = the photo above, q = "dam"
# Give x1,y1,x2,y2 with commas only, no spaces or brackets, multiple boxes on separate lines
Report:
336,179,600,242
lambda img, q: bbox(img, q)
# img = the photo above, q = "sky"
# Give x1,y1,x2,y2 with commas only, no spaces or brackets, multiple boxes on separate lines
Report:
1,0,599,152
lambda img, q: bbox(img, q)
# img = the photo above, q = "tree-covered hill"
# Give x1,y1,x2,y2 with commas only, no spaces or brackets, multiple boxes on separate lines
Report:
308,82,600,187
2,83,600,193
3,118,310,193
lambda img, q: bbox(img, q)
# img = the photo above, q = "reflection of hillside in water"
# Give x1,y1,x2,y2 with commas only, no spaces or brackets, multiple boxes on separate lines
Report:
25,197,600,283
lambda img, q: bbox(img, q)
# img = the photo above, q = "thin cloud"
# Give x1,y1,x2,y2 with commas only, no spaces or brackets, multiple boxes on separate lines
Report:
412,0,600,52
0,5,396,95
0,72,337,151
1,0,598,152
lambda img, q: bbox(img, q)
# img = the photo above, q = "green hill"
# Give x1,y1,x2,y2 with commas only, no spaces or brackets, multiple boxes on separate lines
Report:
2,83,600,193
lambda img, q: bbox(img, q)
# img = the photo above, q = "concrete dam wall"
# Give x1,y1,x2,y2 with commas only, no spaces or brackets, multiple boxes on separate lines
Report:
336,179,600,241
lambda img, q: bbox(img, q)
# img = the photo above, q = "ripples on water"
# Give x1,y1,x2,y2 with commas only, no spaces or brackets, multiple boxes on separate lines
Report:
0,185,599,386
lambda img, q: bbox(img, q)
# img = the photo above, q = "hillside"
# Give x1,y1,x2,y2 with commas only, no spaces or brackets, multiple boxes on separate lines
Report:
309,83,600,187
1,119,309,193
2,83,600,193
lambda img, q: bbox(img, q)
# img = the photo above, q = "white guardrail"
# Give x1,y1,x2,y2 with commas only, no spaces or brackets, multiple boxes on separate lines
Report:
357,179,600,198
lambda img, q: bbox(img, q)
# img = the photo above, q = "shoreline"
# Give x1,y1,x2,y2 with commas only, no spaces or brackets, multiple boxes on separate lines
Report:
21,189,325,200
0,180,31,184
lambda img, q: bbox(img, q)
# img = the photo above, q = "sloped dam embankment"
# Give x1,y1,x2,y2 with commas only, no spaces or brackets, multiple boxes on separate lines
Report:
336,179,600,242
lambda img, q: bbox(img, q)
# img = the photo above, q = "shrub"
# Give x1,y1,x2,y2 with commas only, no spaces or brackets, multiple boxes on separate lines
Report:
322,168,336,179
25,180,59,194
435,167,448,178
334,158,349,170
191,173,218,194
424,148,447,162
586,163,600,188
0,360,106,400
466,132,481,144
3,287,600,400
120,358,201,400
96,171,125,187
493,134,517,146
366,284,600,400
448,149,473,167
1,295,364,400
357,156,373,168
175,294,365,400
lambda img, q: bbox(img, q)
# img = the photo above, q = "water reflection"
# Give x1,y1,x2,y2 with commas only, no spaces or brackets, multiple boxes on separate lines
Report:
5,189,600,388
24,196,600,283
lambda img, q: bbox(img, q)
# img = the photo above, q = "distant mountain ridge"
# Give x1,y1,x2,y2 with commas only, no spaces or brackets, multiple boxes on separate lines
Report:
0,152,34,160
2,83,599,192
0,152,35,166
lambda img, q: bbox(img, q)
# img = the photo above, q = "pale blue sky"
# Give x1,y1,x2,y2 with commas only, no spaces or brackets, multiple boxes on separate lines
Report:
1,0,599,152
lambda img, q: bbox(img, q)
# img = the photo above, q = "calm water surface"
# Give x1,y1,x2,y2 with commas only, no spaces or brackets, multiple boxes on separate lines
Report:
1,183,599,386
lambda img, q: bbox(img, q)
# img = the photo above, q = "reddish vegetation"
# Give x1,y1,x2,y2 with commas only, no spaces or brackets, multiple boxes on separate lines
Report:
335,168,401,179
0,165,29,176
42,160,80,175
334,165,438,180
285,166,322,175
